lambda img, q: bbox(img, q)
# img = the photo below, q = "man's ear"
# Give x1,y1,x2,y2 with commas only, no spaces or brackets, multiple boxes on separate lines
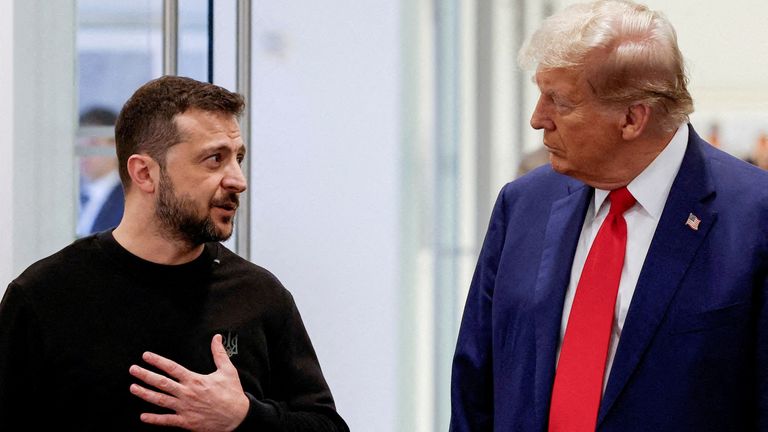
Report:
621,103,651,140
126,154,158,193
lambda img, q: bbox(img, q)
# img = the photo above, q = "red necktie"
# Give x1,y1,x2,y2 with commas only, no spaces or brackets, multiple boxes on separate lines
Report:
548,187,636,432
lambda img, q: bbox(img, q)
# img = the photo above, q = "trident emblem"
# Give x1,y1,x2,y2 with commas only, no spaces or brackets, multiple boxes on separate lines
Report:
222,331,239,357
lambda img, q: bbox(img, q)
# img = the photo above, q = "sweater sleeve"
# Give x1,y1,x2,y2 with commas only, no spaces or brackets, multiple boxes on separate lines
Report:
234,291,349,432
0,283,45,425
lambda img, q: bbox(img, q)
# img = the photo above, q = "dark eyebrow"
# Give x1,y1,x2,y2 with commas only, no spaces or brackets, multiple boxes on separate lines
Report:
200,143,246,157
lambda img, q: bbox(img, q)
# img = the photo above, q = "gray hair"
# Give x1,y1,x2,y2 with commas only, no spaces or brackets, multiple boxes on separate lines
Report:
518,0,693,131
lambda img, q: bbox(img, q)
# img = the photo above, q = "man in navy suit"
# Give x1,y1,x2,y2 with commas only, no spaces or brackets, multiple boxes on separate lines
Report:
77,106,125,236
451,1,768,431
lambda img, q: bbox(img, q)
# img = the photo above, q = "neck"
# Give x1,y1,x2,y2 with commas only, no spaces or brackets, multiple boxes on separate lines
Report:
583,129,676,190
113,206,205,265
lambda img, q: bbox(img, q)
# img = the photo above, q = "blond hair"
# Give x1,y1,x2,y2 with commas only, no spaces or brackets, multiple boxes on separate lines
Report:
518,0,693,131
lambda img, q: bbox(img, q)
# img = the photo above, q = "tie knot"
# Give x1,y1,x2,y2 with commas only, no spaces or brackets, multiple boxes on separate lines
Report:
608,187,636,216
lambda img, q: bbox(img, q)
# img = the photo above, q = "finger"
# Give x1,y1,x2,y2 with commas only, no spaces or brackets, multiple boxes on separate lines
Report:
129,364,181,396
129,383,179,411
138,412,185,428
211,334,235,372
141,351,192,381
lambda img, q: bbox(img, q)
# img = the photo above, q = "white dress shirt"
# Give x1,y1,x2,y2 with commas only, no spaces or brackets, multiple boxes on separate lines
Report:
557,123,689,390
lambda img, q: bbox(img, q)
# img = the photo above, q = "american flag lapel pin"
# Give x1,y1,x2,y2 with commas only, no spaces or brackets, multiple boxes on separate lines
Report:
685,213,701,231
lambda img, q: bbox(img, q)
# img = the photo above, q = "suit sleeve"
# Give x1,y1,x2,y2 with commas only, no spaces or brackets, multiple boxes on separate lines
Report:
450,186,510,431
758,265,768,430
235,292,349,432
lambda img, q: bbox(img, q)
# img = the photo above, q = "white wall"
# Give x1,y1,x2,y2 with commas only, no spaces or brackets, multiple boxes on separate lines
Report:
0,1,15,291
1,0,76,297
248,2,400,431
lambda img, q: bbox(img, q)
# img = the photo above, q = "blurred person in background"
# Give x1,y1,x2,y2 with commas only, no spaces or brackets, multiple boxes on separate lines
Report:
517,146,551,177
747,131,768,170
77,106,125,236
706,122,721,148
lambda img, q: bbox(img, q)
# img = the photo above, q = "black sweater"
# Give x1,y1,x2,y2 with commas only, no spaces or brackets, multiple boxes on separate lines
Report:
0,231,348,431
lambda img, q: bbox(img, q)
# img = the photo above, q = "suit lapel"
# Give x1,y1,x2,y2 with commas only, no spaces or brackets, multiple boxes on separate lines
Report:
598,129,717,425
533,179,591,426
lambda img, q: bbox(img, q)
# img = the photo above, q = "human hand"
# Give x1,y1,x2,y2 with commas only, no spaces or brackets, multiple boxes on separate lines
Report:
129,334,250,431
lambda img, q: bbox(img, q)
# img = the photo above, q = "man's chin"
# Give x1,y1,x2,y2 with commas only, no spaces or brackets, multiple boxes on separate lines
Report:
549,158,569,175
214,222,235,241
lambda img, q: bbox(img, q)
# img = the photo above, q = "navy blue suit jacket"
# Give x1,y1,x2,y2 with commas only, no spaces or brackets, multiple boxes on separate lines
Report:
451,126,768,431
90,183,124,234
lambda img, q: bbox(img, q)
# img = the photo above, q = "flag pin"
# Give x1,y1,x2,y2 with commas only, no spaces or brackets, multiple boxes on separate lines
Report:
685,213,701,231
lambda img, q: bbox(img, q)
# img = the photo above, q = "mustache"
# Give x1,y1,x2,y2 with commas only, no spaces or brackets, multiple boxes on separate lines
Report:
211,194,240,210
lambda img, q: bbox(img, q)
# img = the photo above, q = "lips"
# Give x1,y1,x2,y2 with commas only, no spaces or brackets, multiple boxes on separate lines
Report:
213,205,238,219
212,194,240,212
217,202,238,211
211,199,238,220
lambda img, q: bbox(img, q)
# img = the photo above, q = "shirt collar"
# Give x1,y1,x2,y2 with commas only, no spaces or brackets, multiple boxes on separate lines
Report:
592,123,688,219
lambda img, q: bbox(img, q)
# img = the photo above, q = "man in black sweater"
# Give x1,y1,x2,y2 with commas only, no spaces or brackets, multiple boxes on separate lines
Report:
0,76,348,431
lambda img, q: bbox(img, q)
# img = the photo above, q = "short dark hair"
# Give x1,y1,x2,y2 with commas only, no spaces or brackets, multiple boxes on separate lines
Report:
114,75,245,188
80,106,118,126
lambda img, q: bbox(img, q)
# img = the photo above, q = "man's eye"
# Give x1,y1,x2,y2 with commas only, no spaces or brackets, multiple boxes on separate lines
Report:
208,154,222,163
553,98,573,113
236,155,244,165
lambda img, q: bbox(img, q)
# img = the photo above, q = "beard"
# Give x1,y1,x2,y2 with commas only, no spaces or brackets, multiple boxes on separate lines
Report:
155,167,239,246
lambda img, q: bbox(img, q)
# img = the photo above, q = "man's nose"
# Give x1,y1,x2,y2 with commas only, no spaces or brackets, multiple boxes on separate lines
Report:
223,160,247,193
530,97,554,131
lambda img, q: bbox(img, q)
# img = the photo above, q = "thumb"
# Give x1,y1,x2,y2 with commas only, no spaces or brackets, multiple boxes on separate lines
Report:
211,334,235,371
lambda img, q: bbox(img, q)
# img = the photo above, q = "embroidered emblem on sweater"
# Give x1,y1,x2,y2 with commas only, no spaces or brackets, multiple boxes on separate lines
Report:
222,331,239,357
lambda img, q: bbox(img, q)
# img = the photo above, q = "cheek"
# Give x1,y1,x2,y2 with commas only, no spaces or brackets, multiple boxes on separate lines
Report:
174,185,213,208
